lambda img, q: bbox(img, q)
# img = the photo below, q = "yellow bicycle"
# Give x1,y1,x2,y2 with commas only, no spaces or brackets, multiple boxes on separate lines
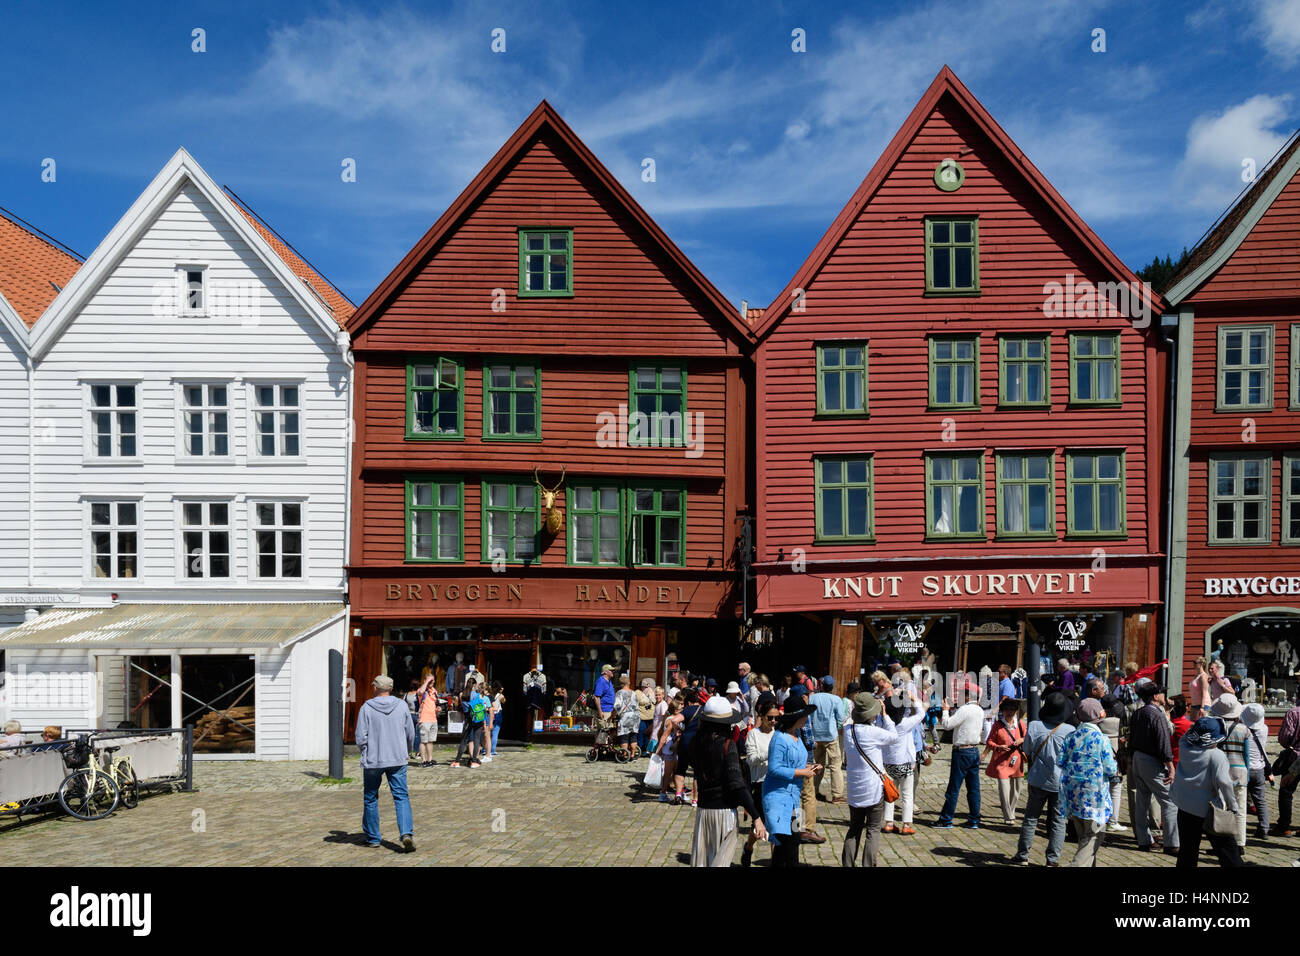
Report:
56,736,138,820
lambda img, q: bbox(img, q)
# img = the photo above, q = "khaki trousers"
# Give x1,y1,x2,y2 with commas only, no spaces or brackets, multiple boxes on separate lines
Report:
801,773,818,832
814,737,845,801
1068,817,1106,867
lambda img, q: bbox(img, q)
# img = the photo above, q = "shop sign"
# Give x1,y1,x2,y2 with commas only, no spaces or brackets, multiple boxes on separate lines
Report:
1056,619,1088,652
385,583,524,602
892,620,927,654
822,571,1097,601
574,584,693,605
1203,575,1300,598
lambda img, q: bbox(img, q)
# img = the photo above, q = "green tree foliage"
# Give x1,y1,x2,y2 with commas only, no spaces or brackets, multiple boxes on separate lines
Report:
1136,247,1191,295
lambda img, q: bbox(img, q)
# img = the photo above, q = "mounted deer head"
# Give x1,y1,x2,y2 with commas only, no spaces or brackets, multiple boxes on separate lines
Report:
534,466,566,535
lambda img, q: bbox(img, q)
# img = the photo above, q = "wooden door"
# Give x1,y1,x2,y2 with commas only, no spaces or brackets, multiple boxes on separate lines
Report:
829,618,862,697
634,626,666,687
345,629,382,742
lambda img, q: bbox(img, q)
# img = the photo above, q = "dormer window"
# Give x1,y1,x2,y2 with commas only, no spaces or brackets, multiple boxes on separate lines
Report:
178,265,207,315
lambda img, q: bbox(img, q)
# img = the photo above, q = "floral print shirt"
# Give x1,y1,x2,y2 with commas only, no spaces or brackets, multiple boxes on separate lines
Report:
1056,722,1118,824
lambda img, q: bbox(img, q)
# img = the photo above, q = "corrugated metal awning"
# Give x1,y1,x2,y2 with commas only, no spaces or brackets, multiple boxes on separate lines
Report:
0,603,344,649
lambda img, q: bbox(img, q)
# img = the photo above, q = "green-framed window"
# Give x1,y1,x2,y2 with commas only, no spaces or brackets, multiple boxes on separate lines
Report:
1284,456,1300,545
1068,333,1120,404
482,480,540,563
629,364,687,447
996,453,1054,537
406,358,463,439
926,453,984,538
925,217,979,293
405,479,463,562
1217,325,1273,411
1066,452,1125,536
483,362,541,440
1208,457,1270,545
518,229,572,296
568,485,622,566
999,335,1049,406
814,456,874,541
816,343,868,415
929,336,979,408
1290,325,1300,410
629,486,685,567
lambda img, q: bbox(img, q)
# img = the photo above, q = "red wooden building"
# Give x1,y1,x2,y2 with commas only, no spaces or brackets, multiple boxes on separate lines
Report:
344,102,752,739
1164,130,1300,724
749,68,1168,694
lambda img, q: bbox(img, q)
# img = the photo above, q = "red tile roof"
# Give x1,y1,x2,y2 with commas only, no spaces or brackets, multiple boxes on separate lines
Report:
0,208,82,327
745,307,766,324
223,189,354,328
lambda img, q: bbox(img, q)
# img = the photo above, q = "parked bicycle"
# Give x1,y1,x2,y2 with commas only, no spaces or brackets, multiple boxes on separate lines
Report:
56,734,138,821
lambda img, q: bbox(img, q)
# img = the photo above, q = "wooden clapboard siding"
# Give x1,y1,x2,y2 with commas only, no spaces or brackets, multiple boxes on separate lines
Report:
255,649,292,760
1191,171,1300,303
31,179,350,593
348,103,751,611
0,321,29,588
1174,159,1300,695
752,69,1166,611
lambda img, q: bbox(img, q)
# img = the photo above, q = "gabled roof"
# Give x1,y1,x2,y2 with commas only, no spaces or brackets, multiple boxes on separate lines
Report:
347,101,751,346
752,66,1164,341
1164,128,1300,306
224,188,354,326
29,148,350,359
0,207,82,329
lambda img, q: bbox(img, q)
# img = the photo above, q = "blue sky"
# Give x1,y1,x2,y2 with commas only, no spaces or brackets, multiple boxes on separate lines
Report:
2,0,1298,308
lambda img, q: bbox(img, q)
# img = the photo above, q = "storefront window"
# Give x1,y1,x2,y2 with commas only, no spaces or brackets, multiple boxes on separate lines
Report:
1026,612,1121,682
1210,613,1300,712
383,626,478,699
536,626,633,727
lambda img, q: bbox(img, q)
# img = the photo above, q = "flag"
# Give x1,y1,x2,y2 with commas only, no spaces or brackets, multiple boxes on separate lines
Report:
1119,659,1168,685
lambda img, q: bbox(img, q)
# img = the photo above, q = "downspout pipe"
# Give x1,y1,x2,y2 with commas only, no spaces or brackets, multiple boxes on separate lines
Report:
1158,312,1179,688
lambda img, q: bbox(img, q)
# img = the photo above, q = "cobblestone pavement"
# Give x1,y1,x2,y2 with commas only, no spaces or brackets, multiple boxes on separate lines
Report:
4,744,1298,867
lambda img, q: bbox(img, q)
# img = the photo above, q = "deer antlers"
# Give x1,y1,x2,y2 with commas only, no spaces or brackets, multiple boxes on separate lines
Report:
533,466,566,496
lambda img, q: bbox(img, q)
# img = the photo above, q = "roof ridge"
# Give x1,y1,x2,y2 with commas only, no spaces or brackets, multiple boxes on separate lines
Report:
221,186,355,312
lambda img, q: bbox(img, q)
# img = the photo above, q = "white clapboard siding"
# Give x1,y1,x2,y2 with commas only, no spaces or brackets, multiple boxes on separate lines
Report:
96,654,126,728
288,617,345,760
0,320,29,585
4,647,97,732
255,649,292,760
31,179,349,594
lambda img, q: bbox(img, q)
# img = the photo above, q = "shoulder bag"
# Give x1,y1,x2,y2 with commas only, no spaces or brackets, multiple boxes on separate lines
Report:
850,726,899,803
1028,723,1063,769
1206,800,1237,837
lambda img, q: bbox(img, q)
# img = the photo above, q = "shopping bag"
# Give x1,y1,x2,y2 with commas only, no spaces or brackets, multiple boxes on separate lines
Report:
643,753,664,789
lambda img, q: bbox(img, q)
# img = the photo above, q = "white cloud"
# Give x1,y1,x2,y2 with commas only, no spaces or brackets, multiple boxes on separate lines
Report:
1178,94,1293,208
1255,0,1300,64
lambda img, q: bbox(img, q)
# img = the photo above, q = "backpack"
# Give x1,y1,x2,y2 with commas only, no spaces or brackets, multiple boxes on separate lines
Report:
470,695,487,724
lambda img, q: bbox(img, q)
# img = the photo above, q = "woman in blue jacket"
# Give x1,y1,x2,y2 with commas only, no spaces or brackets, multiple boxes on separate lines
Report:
762,701,820,867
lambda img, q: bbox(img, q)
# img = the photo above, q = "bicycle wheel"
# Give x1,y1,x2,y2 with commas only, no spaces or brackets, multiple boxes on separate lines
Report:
58,769,119,821
114,763,139,809
614,747,631,764
584,747,599,763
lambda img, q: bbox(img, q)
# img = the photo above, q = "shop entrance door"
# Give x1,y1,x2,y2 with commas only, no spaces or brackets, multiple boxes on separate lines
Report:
483,648,531,742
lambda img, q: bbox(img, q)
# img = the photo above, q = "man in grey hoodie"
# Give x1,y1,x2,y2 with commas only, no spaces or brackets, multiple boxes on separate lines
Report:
355,675,416,851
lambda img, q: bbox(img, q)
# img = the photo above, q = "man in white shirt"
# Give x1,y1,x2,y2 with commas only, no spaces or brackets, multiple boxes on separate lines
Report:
842,693,899,866
933,683,986,829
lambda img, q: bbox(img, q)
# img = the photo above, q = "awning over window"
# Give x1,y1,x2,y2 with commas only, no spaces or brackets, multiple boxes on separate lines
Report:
0,603,344,649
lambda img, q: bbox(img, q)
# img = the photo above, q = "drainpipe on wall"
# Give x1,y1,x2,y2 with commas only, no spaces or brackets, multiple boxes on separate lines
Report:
1158,311,1179,686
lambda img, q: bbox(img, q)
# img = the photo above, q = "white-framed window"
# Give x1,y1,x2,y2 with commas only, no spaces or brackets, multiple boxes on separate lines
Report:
177,265,207,315
251,500,304,578
87,382,139,459
179,500,232,579
88,500,139,579
179,383,230,457
250,383,301,457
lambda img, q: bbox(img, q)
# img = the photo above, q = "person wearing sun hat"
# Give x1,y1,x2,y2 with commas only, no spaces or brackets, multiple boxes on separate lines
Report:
687,695,766,865
1210,694,1251,849
1170,716,1242,867
842,691,903,865
762,699,819,867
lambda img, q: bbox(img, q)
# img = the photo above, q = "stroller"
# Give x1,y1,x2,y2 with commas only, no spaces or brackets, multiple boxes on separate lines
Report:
585,715,631,763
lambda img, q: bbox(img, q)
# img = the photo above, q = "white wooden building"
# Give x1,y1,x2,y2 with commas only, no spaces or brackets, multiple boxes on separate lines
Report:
0,209,82,713
0,151,353,759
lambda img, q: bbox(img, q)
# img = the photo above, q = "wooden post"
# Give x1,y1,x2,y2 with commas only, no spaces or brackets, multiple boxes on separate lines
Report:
829,618,862,697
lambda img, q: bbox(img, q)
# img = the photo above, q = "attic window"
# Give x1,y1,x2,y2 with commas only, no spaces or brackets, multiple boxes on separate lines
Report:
178,265,207,314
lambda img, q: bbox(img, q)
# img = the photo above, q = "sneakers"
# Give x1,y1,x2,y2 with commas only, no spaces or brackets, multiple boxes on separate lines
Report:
964,821,980,830
482,755,492,763
658,792,671,803
469,761,481,769
932,822,955,829
401,834,415,853
1008,855,1029,866
1107,823,1128,832
365,841,381,848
